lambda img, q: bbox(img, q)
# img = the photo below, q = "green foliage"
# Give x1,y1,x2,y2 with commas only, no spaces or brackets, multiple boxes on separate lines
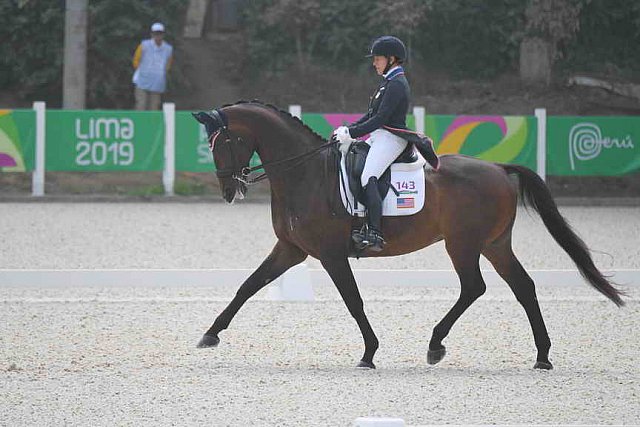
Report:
0,1,64,103
242,0,301,74
243,0,527,78
561,0,640,76
524,0,586,44
242,0,379,75
242,0,639,80
415,0,527,78
86,0,187,108
0,0,187,108
2,0,639,107
311,0,382,69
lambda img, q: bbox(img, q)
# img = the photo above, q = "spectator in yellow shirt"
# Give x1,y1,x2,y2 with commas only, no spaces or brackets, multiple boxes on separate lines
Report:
132,22,173,110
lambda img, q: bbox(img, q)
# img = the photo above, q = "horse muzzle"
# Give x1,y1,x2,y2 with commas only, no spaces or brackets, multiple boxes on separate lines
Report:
221,180,248,204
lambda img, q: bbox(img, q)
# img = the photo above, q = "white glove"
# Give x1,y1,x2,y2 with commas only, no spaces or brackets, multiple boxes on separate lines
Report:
333,126,354,154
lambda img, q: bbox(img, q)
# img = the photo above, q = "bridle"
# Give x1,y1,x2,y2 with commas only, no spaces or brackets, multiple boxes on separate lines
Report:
206,109,335,186
206,110,247,181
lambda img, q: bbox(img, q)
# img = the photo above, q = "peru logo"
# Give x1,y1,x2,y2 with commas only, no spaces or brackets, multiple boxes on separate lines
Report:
569,123,634,170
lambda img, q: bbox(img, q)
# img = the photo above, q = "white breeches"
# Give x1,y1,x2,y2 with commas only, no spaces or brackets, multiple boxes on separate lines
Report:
361,129,408,187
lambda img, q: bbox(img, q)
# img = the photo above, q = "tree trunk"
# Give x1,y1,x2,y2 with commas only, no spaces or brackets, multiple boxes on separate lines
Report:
519,36,552,86
295,30,305,70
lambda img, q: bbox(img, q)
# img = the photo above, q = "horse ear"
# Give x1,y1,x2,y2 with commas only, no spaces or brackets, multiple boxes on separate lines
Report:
191,112,210,125
192,111,219,138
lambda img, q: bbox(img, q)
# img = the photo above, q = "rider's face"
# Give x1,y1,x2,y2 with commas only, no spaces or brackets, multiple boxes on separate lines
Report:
372,55,388,75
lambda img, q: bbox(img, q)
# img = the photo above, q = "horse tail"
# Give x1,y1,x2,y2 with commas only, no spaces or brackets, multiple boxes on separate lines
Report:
500,163,625,307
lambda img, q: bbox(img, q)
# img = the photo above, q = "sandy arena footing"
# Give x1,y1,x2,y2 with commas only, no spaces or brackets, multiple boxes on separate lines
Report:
1,203,639,426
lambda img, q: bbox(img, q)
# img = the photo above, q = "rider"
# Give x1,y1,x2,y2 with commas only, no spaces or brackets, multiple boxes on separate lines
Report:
332,35,439,252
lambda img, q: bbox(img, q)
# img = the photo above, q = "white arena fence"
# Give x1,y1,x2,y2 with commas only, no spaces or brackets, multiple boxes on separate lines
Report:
1,266,638,301
6,103,549,196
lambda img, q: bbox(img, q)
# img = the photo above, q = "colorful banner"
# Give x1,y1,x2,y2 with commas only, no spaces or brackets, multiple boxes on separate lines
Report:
301,113,536,168
302,113,416,139
175,112,377,172
426,115,537,168
45,110,164,171
5,108,637,177
547,116,640,176
0,109,36,172
175,111,213,172
175,111,262,172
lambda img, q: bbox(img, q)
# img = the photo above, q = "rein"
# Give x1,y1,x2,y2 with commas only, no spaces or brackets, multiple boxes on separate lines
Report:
208,110,335,185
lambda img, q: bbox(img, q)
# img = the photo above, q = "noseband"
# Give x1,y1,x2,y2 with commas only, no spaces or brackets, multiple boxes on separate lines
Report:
205,109,249,183
206,109,336,186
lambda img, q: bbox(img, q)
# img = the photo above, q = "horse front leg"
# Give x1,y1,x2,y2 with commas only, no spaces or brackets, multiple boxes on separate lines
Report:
321,257,379,369
197,239,307,348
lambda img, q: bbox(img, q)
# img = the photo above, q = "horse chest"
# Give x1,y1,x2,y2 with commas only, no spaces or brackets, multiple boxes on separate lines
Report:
273,212,323,249
273,211,302,237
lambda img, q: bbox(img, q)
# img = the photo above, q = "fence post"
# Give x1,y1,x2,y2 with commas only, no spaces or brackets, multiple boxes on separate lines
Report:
32,101,46,197
413,106,425,135
265,263,315,301
535,108,547,181
163,102,175,196
288,105,302,119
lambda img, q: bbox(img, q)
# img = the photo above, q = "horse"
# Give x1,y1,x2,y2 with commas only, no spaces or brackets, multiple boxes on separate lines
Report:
192,100,624,370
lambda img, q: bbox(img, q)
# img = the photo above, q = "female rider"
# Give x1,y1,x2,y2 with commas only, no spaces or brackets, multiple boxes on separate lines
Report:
332,35,438,252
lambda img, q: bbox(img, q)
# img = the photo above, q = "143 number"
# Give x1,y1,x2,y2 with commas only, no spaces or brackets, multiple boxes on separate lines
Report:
395,180,416,190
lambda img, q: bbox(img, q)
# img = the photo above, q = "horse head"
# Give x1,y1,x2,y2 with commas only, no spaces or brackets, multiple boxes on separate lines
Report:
193,101,330,203
192,108,257,203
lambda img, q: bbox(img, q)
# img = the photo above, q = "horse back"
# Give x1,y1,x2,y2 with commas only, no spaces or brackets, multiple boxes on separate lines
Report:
427,154,519,241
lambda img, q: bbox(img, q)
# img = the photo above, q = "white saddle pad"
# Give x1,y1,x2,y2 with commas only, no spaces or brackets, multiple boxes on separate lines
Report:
339,151,427,217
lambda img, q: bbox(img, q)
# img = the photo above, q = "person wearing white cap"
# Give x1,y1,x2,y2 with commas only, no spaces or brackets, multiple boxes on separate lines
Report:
132,22,173,110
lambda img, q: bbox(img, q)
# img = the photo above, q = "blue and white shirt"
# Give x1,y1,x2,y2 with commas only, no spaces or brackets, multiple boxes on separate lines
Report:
132,39,173,93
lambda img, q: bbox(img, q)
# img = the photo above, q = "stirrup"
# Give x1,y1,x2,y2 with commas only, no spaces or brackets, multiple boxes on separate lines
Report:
353,225,385,252
364,229,385,252
352,226,367,250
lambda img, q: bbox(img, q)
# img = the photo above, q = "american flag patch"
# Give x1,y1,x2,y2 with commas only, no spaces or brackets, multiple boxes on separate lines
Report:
397,197,415,209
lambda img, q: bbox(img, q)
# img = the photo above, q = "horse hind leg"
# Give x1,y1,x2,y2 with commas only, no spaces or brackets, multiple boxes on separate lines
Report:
428,241,486,365
483,237,553,369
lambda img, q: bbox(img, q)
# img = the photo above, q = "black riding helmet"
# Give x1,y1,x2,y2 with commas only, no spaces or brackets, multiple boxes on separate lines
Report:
366,36,407,62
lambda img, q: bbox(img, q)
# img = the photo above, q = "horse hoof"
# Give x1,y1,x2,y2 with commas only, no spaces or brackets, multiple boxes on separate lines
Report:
197,334,220,348
356,360,376,369
533,360,553,370
427,347,446,365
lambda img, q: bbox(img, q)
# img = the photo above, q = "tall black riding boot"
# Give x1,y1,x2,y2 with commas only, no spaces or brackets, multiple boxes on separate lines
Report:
414,136,440,170
362,176,385,252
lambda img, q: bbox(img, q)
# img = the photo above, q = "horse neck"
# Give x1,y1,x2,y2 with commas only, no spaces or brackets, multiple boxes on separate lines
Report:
233,106,331,200
248,109,321,161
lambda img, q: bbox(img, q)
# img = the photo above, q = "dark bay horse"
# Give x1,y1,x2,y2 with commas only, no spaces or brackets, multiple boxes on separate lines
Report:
192,101,624,370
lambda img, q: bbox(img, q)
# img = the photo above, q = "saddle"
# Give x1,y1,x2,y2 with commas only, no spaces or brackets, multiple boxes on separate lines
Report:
345,140,418,207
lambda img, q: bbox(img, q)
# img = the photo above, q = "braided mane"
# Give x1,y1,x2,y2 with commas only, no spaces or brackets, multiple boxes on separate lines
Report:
221,100,327,142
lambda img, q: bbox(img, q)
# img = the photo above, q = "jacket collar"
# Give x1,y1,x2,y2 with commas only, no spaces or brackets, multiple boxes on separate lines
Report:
383,66,404,81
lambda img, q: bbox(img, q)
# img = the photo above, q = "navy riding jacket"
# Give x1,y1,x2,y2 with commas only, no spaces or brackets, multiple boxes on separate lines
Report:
348,66,410,139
